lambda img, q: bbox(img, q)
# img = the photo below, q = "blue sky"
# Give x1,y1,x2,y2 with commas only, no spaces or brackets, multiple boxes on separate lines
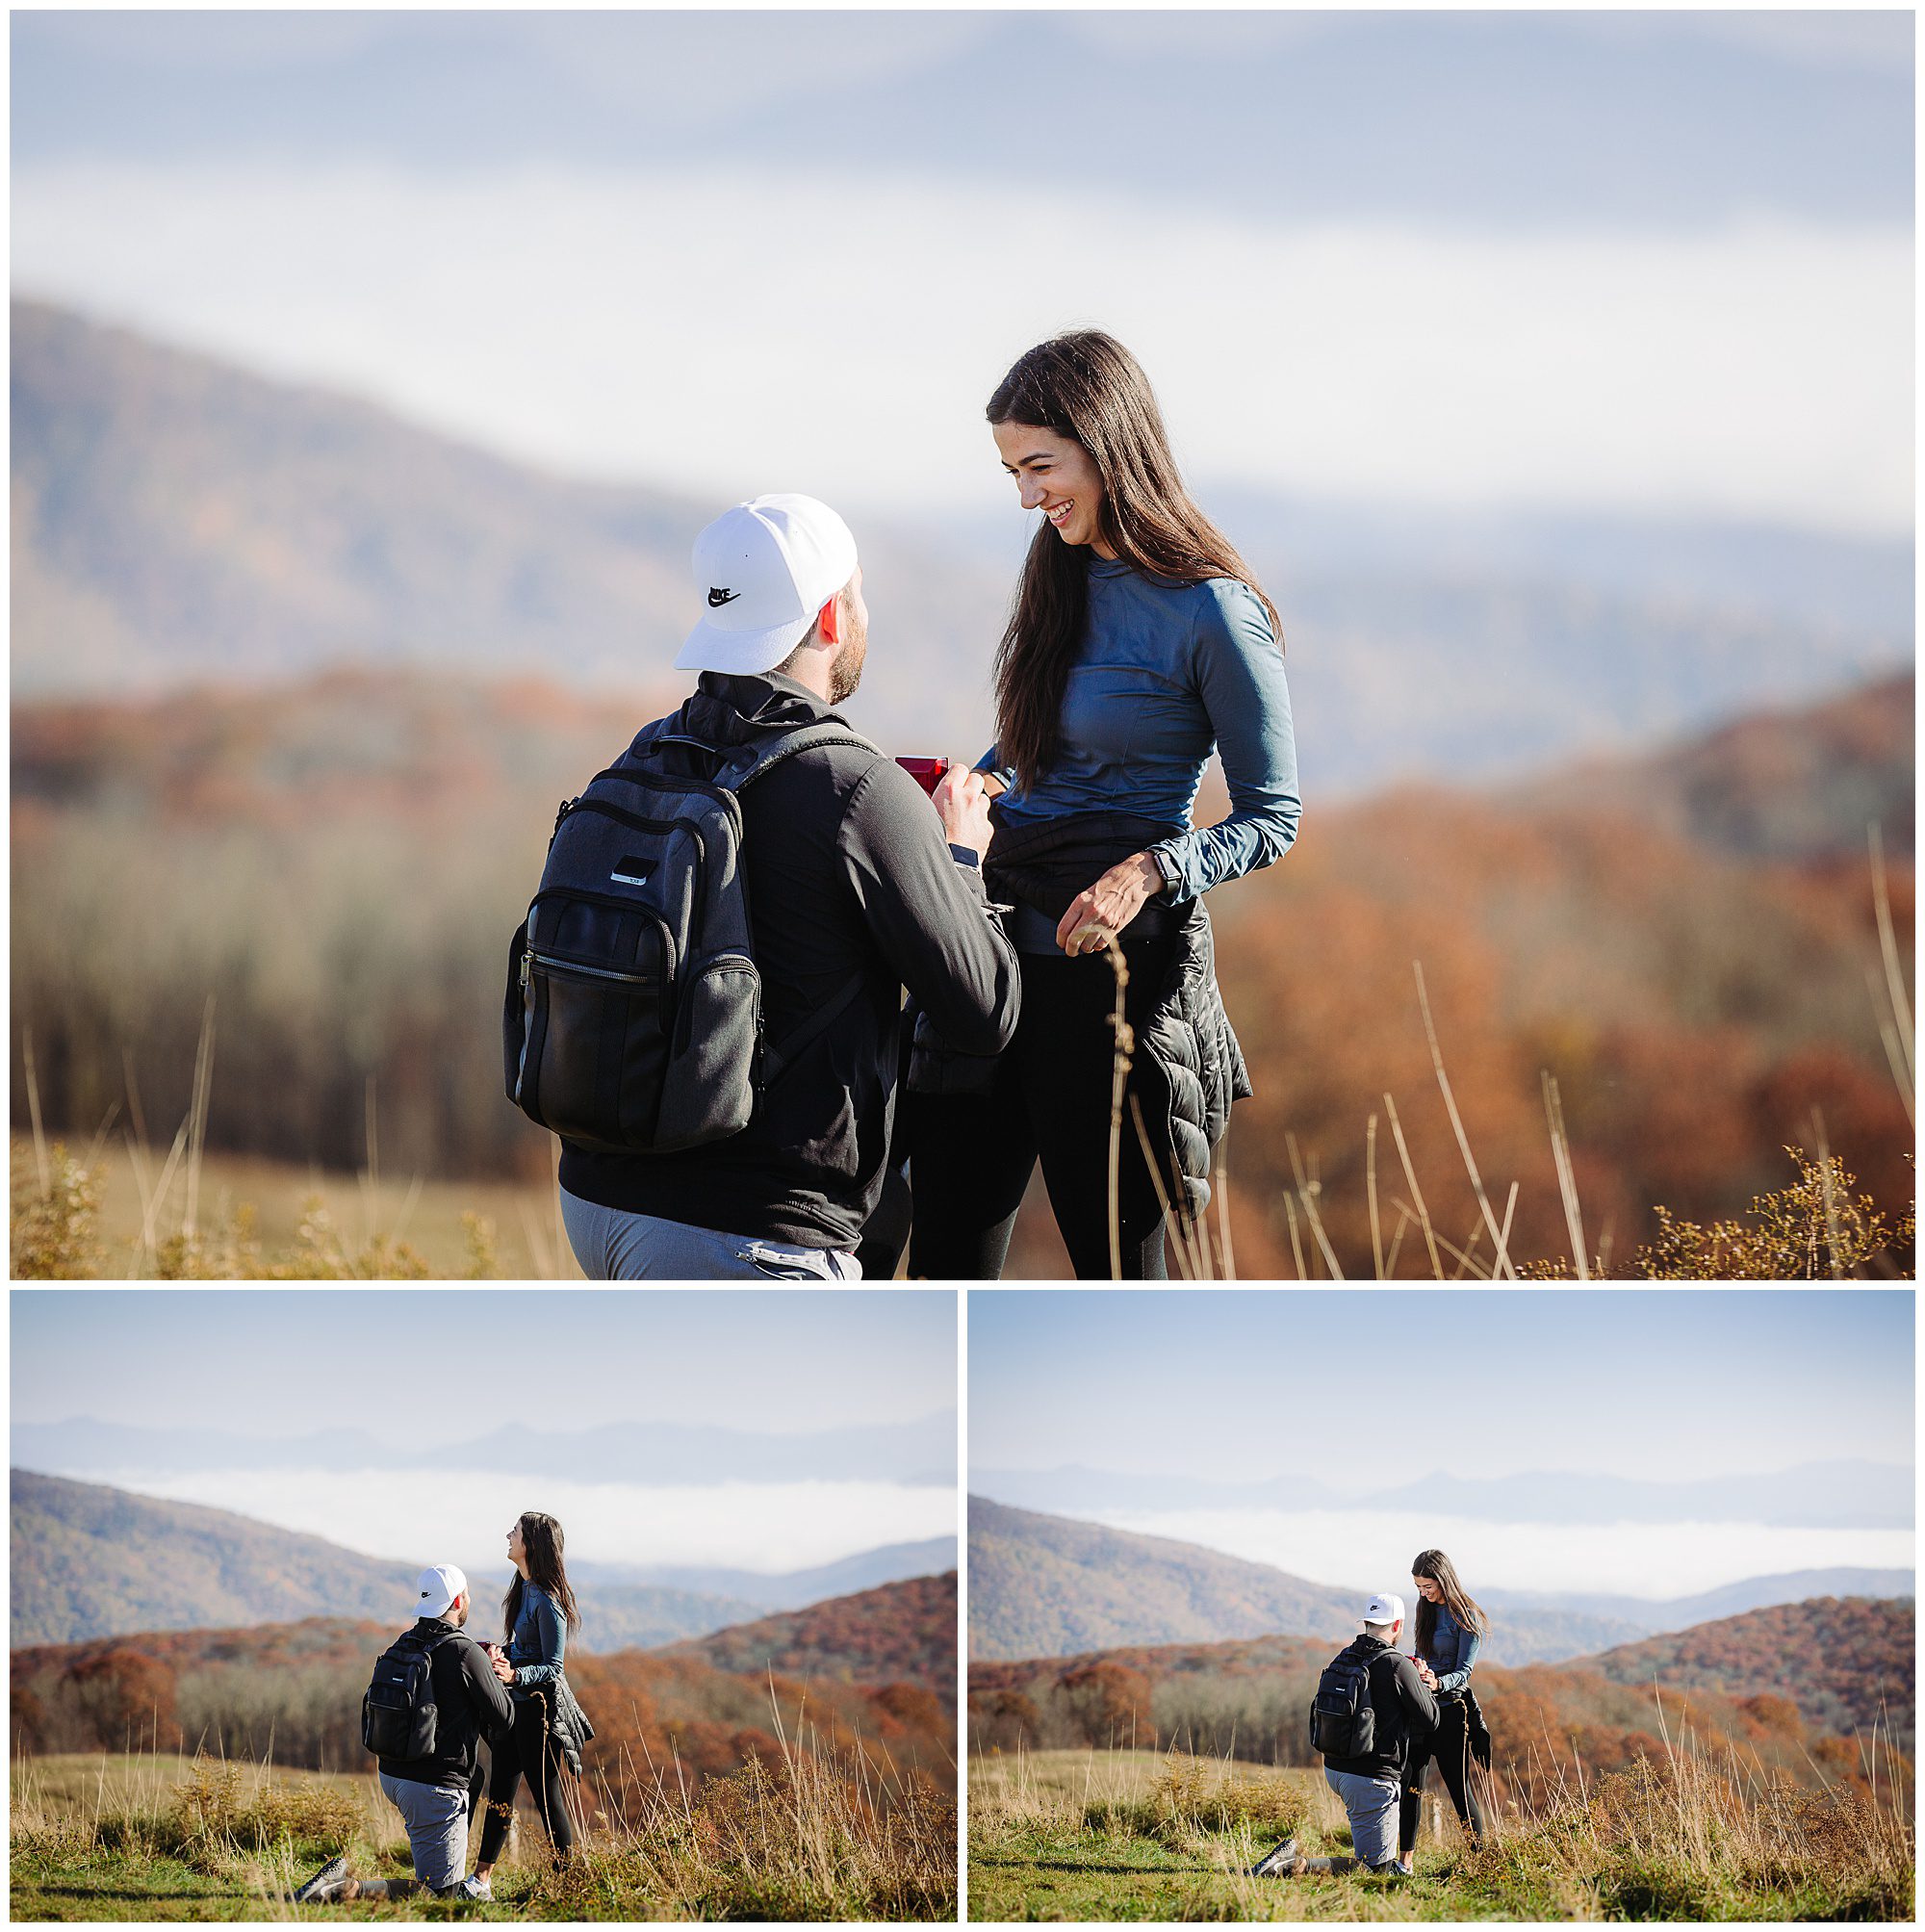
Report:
11,1288,955,1438
11,11,1912,534
969,1289,1914,1483
11,1289,958,1574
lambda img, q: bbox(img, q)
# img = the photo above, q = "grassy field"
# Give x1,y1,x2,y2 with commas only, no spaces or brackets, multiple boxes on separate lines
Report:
967,1744,1913,1922
13,1743,957,1921
11,1134,578,1278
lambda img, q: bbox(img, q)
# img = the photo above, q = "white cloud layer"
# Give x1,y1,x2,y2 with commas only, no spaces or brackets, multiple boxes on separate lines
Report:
97,1468,957,1579
1095,1507,1915,1602
13,162,1912,535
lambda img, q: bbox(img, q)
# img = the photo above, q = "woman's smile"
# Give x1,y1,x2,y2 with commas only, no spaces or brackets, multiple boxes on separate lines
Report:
992,419,1115,557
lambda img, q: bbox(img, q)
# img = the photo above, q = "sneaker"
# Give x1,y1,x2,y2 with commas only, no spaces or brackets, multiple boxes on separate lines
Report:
1250,1836,1300,1878
293,1854,349,1905
1394,1856,1416,1877
456,1874,493,1900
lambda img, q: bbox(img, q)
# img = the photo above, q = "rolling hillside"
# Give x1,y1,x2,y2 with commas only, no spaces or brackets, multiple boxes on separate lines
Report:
10,297,1000,755
967,1604,1907,1804
11,1470,418,1647
1516,671,1914,863
12,1470,759,1650
14,296,1910,796
966,1498,1911,1667
13,1608,958,1803
13,301,1913,1266
968,1498,1383,1662
968,1499,1655,1663
602,1536,958,1610
1484,1565,1918,1630
1583,1595,1914,1744
661,1572,955,1692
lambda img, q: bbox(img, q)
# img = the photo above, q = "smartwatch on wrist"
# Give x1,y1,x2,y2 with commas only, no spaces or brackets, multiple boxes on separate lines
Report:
1152,848,1182,897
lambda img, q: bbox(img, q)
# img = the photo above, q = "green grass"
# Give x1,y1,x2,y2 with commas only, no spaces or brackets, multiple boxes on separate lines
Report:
968,1747,1914,1922
10,1753,538,1921
16,1742,957,1921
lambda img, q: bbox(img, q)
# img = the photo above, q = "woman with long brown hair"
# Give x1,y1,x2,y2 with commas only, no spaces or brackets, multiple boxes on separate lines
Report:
468,1511,589,1894
910,328,1298,1277
1400,1548,1492,1871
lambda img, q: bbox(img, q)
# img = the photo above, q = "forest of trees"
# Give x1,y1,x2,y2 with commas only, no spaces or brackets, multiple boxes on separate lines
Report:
662,1572,956,1691
12,666,1914,1275
967,1602,1913,1808
13,1604,957,1815
1585,1596,1913,1746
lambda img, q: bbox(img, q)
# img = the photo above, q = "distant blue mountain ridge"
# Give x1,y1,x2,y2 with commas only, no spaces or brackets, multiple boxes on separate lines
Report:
971,1458,1913,1530
12,298,1912,801
13,1413,958,1488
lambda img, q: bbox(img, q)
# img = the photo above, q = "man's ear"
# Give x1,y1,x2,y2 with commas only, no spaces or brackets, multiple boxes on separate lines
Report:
815,594,841,646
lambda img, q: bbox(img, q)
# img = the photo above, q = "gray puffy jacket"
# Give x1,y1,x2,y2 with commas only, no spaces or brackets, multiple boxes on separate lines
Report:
913,810,1249,1215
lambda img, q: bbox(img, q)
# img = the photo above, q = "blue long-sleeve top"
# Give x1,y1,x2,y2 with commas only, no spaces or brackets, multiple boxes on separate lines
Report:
975,562,1299,907
1419,1601,1481,1694
505,1584,567,1690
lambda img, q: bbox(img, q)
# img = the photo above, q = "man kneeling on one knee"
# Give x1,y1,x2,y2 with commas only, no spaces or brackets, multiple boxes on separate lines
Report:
1253,1591,1439,1878
295,1564,516,1904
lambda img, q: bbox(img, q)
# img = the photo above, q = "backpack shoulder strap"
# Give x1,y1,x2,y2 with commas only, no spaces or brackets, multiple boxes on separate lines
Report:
743,725,886,1086
724,722,883,792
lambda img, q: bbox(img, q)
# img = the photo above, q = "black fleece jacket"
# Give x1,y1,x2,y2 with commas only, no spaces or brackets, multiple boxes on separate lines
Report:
560,673,1020,1250
375,1618,516,1792
1321,1635,1439,1782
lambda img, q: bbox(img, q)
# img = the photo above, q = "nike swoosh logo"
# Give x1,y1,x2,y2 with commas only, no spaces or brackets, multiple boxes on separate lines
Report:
708,587,740,607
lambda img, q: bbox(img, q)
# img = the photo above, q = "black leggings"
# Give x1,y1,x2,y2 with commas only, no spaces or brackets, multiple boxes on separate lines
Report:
903,936,1183,1280
476,1691,575,1864
1400,1696,1488,1854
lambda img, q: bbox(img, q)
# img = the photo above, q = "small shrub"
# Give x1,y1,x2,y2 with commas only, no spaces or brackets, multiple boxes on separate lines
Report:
166,1757,364,1861
1085,1756,1306,1845
9,1141,104,1277
1524,1150,1914,1280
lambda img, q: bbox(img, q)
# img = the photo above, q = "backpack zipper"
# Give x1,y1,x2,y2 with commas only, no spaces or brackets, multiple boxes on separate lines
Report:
525,949,660,987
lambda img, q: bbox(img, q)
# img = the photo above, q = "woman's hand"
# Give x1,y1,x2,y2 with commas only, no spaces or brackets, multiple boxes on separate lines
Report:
492,1655,515,1684
1055,852,1166,955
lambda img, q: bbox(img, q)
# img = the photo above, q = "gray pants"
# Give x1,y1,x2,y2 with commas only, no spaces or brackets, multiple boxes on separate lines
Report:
379,1772,468,1893
560,1189,860,1279
1325,1766,1401,1868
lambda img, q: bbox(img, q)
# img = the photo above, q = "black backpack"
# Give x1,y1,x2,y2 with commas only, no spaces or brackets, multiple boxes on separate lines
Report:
363,1626,460,1760
504,721,875,1153
1310,1646,1392,1760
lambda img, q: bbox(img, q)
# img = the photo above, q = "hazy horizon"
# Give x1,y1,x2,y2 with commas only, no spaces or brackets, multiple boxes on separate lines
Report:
970,1291,1914,1597
11,1291,958,1575
12,10,1912,536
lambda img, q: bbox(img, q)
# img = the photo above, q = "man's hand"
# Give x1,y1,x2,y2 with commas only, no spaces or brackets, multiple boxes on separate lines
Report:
1055,852,1165,955
932,764,993,859
1415,1660,1439,1690
492,1656,514,1685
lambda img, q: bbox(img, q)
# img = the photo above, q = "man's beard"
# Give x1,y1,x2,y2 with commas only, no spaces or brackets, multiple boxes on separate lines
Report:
828,635,866,705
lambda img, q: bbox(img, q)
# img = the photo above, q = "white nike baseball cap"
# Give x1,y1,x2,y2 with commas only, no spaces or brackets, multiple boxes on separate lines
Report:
675,494,860,675
1363,1592,1405,1628
415,1563,469,1619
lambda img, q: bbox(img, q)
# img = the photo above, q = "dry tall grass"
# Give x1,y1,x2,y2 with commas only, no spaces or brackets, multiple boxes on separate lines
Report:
14,1696,957,1919
969,1706,1915,1920
1116,830,1914,1281
11,1002,576,1279
14,832,1910,1281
